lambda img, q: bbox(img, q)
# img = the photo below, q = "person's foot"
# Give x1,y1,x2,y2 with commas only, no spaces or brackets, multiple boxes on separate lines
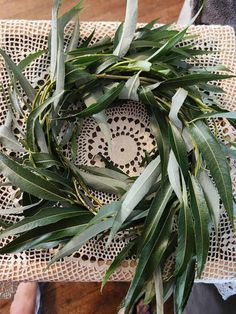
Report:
10,282,37,314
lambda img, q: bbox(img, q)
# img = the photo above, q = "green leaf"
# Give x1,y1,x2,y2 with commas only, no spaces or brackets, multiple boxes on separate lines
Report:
160,73,234,89
138,180,173,250
78,165,129,182
63,81,125,118
191,111,236,122
79,29,95,48
169,88,188,129
169,122,188,178
77,169,130,195
154,267,164,314
26,91,64,150
174,204,195,276
139,89,169,183
190,174,209,277
50,0,62,79
0,214,92,254
84,89,112,151
108,156,161,244
113,22,123,50
35,121,49,153
0,48,36,102
0,206,87,239
66,18,80,54
189,120,233,222
101,240,135,289
0,152,67,202
31,153,61,168
113,0,138,57
146,28,188,62
48,217,114,265
0,124,26,153
124,201,175,313
65,65,96,85
167,150,182,202
119,72,140,101
198,170,221,232
18,50,47,71
174,257,195,314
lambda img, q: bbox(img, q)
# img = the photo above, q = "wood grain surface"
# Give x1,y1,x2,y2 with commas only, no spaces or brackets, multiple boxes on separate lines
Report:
0,0,184,313
0,0,183,23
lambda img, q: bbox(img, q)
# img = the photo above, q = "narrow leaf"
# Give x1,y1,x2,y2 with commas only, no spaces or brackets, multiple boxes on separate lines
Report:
0,48,36,102
198,170,221,232
119,72,140,101
154,267,164,314
26,91,64,150
108,156,161,244
167,150,182,202
169,122,188,178
0,207,87,239
49,218,114,265
102,241,135,289
190,174,209,277
18,50,47,71
63,81,125,118
189,120,233,222
113,0,138,57
169,88,188,129
0,152,67,202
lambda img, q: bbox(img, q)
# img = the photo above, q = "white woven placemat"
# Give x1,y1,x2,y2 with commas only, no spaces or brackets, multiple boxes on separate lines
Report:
0,21,235,287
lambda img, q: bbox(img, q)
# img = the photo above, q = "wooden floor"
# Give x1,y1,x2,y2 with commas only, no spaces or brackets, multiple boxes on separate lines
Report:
0,0,184,313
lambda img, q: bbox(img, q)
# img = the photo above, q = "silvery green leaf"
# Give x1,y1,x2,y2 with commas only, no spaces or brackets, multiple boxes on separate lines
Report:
0,48,36,102
35,121,49,153
0,207,86,239
102,240,135,290
26,91,64,150
182,127,193,152
154,267,164,314
0,124,25,152
84,90,112,151
8,86,24,116
18,50,47,71
190,121,233,222
191,111,236,122
54,2,83,106
79,165,129,182
119,72,140,101
66,18,80,56
54,33,65,110
108,155,161,244
0,152,67,202
95,56,118,74
167,150,182,202
78,170,129,195
190,174,209,277
198,170,221,231
133,60,152,72
144,81,161,91
50,0,62,80
49,218,114,265
169,88,188,129
113,0,138,57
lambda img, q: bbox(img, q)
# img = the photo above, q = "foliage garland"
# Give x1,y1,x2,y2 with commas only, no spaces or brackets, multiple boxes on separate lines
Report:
0,1,236,313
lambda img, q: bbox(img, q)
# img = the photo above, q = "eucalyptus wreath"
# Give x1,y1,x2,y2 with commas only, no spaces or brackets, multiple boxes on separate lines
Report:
0,0,236,313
